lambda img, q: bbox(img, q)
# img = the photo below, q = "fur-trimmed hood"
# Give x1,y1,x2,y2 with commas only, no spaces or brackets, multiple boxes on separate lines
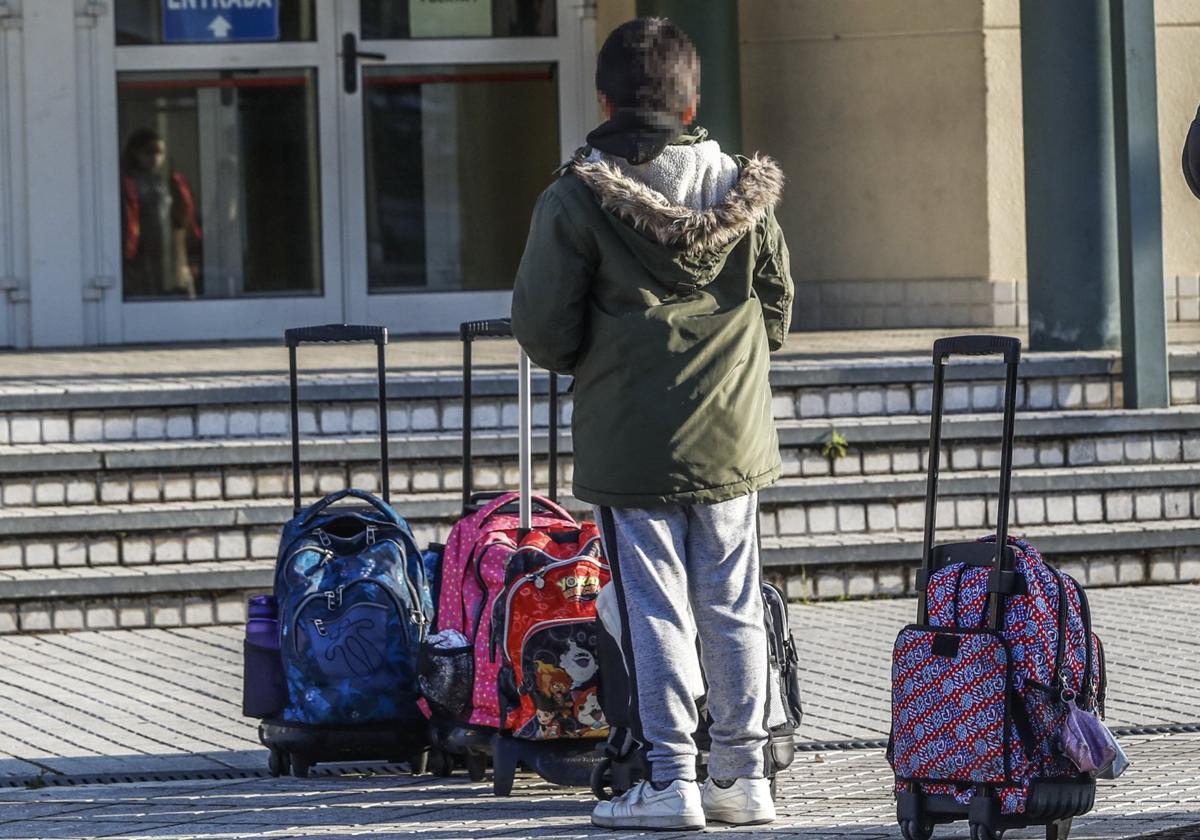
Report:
568,149,784,254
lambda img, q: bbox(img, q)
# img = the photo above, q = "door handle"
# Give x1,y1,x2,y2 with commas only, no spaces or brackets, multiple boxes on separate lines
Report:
342,33,386,94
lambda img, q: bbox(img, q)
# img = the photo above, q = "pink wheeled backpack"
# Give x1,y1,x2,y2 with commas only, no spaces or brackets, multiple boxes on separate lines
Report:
418,319,603,787
424,490,579,731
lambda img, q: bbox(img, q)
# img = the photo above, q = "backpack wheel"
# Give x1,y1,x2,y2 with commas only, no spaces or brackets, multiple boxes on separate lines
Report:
267,748,290,778
428,748,454,777
900,819,934,840
290,754,311,778
1047,818,1072,840
466,754,488,782
491,746,516,797
970,824,1003,840
590,757,614,801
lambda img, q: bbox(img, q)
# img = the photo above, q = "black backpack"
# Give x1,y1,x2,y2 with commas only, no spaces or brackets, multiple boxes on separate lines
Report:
590,580,803,800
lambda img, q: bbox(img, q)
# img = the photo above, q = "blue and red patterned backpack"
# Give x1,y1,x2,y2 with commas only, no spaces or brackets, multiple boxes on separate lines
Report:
889,537,1106,816
888,336,1108,840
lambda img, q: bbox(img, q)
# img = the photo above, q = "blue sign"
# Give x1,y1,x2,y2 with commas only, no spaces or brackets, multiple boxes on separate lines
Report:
161,0,280,44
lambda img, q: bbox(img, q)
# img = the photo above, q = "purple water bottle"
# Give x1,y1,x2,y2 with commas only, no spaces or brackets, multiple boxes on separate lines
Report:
248,594,277,620
243,594,285,718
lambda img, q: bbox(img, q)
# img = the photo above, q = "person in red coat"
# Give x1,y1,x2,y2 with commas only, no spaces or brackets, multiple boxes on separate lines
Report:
121,128,202,298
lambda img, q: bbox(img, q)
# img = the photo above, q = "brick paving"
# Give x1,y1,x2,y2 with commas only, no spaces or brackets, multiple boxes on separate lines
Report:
0,586,1194,837
0,329,966,381
1,324,1197,382
0,736,1194,838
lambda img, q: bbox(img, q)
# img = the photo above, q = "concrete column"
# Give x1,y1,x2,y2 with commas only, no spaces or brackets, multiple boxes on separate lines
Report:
22,1,86,347
635,0,741,150
1020,0,1120,351
1111,0,1168,408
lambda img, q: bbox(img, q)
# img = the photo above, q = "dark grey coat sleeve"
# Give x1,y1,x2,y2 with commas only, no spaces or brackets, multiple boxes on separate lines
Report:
1184,105,1200,199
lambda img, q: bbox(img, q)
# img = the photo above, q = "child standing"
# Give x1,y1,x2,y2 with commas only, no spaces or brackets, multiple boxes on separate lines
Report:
511,17,793,831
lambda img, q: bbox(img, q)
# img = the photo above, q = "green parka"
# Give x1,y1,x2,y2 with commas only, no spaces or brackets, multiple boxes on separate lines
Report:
511,139,793,507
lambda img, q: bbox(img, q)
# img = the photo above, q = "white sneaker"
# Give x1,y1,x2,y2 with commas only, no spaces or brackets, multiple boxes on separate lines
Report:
591,780,706,831
701,777,776,825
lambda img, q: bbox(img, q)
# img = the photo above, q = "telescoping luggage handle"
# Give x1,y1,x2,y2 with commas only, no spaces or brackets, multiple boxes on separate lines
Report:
460,319,558,529
918,335,1022,629
285,324,390,515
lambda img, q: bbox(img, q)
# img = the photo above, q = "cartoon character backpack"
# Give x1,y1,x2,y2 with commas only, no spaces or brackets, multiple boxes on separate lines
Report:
485,521,612,796
422,491,580,730
492,523,611,742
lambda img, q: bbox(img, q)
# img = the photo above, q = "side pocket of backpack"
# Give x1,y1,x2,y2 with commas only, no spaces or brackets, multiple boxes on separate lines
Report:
891,625,1014,785
418,641,475,719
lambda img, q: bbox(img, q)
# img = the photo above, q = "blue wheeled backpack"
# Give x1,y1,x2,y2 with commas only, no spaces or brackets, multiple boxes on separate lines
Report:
254,325,433,779
275,488,431,726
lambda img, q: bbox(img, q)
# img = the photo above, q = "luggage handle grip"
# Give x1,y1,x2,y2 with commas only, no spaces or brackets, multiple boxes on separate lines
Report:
286,323,387,347
920,334,1022,629
933,334,1021,365
473,490,575,527
460,319,559,510
297,487,400,527
460,319,513,341
287,324,391,514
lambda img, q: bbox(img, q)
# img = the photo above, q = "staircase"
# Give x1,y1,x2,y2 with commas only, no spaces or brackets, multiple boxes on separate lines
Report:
1,349,1198,633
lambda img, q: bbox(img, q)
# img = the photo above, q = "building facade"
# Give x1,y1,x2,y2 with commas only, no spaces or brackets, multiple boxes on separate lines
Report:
0,0,599,348
2,0,1200,348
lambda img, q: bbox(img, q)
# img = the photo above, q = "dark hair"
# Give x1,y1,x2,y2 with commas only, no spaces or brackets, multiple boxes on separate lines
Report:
595,17,700,116
122,128,163,172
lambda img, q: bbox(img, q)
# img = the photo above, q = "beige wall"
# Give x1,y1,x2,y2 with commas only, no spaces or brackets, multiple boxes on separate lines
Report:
983,0,1025,292
1157,0,1200,312
739,1,989,283
596,0,637,48
739,0,994,327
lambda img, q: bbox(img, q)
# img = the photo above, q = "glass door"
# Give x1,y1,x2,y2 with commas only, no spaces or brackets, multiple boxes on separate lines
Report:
336,0,593,331
110,1,347,342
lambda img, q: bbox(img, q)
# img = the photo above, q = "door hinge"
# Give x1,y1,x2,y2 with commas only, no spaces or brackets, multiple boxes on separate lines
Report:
0,1,21,30
0,276,29,303
83,275,115,302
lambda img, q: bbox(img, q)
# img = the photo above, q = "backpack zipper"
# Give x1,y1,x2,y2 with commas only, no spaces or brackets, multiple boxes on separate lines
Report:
1066,575,1097,709
1051,570,1069,690
292,578,411,653
377,537,428,640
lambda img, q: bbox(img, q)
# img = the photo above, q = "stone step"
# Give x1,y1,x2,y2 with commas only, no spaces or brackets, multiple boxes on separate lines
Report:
1,463,1197,570
3,350,1199,446
2,407,1199,509
1,520,1195,633
764,522,1200,600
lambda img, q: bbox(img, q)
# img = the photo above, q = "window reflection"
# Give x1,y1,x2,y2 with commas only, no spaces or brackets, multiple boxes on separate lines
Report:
362,64,559,292
117,70,323,301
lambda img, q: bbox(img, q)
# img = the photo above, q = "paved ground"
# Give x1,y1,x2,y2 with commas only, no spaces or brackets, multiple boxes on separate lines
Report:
0,735,1196,840
3,325,1200,381
0,585,1195,838
0,329,954,380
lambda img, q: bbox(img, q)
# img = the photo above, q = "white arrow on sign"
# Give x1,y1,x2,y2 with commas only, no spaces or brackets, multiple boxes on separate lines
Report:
208,15,232,39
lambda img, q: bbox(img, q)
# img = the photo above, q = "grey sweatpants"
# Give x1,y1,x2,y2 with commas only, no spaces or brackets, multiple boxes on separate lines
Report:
596,492,769,783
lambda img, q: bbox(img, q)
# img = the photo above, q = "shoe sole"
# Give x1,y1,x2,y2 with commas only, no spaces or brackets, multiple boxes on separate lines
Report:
704,808,776,826
591,814,706,831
